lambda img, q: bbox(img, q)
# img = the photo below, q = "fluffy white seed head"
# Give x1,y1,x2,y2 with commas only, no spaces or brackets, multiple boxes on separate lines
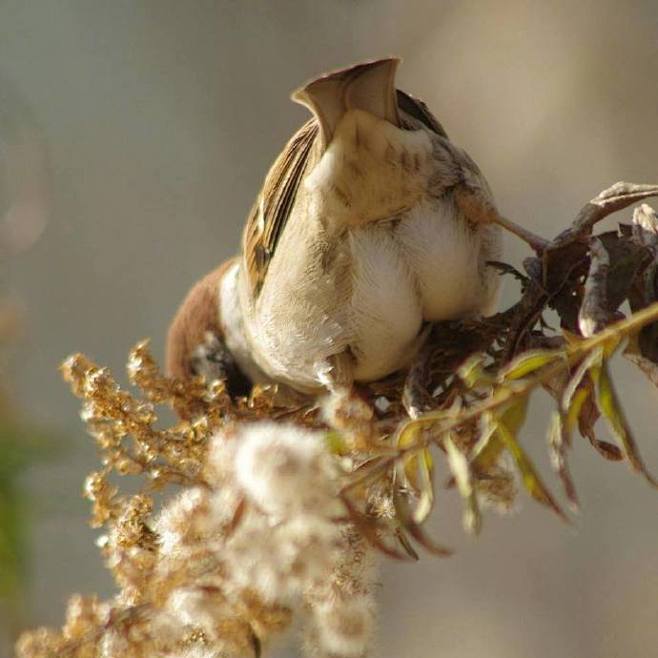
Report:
166,587,221,635
150,422,373,657
155,487,210,557
99,629,131,657
224,512,342,603
164,647,224,658
232,422,340,518
313,595,374,658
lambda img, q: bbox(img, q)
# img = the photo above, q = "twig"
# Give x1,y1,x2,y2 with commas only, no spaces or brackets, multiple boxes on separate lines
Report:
554,182,658,246
342,302,658,493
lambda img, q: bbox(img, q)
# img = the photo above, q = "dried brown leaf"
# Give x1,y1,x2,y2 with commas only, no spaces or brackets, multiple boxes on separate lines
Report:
392,489,452,557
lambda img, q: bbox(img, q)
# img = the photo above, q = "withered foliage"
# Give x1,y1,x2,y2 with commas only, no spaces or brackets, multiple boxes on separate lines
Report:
17,182,658,658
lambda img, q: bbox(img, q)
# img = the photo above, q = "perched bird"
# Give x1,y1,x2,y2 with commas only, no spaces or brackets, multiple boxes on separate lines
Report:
167,58,519,397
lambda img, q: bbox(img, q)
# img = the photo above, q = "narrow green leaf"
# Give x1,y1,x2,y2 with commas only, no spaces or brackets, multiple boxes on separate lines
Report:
470,412,504,471
500,396,528,434
458,353,494,388
395,412,435,520
560,348,621,459
497,421,569,521
499,350,563,381
561,347,604,415
565,386,590,436
567,382,623,461
547,412,579,510
445,435,481,534
396,419,420,450
591,361,658,487
394,447,434,525
413,447,434,524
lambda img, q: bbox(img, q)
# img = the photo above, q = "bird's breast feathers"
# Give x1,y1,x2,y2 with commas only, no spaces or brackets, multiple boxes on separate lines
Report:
347,198,498,381
231,196,498,389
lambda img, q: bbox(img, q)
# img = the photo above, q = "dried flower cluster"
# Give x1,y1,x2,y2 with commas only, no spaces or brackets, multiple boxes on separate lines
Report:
19,399,376,657
16,341,383,658
16,182,658,658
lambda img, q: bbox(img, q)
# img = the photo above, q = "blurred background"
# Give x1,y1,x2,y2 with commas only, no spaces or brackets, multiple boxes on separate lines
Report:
1,1,657,656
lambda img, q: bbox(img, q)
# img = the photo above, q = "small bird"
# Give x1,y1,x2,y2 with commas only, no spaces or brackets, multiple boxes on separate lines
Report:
167,58,519,397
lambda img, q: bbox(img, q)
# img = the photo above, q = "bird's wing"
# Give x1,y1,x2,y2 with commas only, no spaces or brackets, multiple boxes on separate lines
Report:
242,118,319,296
396,89,449,138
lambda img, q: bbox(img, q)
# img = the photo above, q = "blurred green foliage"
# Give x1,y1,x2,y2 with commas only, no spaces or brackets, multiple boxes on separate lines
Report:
0,409,60,641
0,304,60,639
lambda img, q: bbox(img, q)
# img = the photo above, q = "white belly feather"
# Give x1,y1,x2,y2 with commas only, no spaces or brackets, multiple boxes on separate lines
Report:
349,198,490,381
396,199,492,320
348,224,422,381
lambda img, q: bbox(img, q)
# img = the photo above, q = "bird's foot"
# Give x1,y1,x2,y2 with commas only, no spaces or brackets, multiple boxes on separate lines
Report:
492,214,549,254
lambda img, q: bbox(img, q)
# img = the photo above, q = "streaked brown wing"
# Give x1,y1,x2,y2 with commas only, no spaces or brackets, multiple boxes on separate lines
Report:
396,89,448,138
242,118,319,296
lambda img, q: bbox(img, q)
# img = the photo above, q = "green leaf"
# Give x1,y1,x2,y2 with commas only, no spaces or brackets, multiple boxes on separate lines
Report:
572,381,623,461
547,412,579,510
445,435,481,534
458,353,494,388
395,419,435,523
560,347,624,460
394,447,434,524
500,396,528,434
565,385,590,436
413,448,434,524
499,349,562,381
471,396,529,473
497,419,568,521
561,347,604,417
470,412,504,471
591,360,658,487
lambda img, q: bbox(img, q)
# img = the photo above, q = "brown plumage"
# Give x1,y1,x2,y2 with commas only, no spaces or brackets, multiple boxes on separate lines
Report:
242,120,319,296
165,258,236,379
